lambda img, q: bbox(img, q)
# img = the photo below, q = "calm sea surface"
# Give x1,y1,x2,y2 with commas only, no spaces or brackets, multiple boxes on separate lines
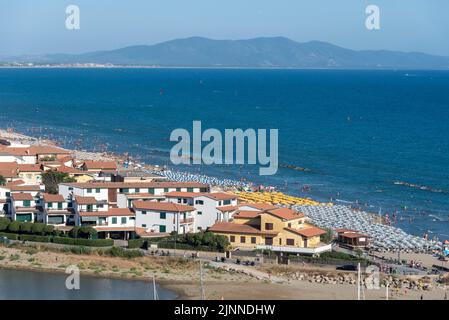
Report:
0,68,448,239
0,268,176,300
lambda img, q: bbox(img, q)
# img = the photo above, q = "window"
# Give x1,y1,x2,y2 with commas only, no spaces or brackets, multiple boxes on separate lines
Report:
142,224,147,228
200,188,208,193
121,217,127,224
164,188,169,192
130,217,135,220
112,217,117,224
195,200,204,205
135,188,140,193
148,188,154,194
223,200,231,205
177,199,182,204
230,236,235,243
279,238,282,245
159,225,166,233
122,188,129,193
187,187,194,192
288,223,292,228
96,188,101,193
48,202,53,208
142,211,147,215
87,188,92,193
6,192,10,197
287,239,295,246
265,223,274,230
97,204,104,209
58,202,63,209
240,236,246,243
23,200,31,207
251,237,256,244
68,187,73,191
197,211,202,215
176,188,181,192
160,212,166,219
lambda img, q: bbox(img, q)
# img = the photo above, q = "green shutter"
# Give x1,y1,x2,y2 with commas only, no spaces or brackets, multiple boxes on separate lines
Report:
23,200,31,207
187,188,193,192
159,225,166,233
160,212,166,219
48,202,53,208
112,217,117,224
121,217,127,224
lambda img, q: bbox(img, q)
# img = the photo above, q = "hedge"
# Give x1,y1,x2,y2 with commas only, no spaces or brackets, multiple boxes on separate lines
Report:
157,241,218,252
19,234,51,243
52,237,114,247
0,232,19,240
128,238,147,249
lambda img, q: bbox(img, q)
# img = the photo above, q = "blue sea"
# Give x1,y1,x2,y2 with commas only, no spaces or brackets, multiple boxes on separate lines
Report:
1,68,448,239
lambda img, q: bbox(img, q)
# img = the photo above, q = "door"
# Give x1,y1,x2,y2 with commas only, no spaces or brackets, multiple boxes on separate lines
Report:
303,238,308,248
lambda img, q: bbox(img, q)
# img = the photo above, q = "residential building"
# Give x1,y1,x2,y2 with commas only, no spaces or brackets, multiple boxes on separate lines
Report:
38,193,74,226
209,207,332,255
10,193,39,222
133,201,196,234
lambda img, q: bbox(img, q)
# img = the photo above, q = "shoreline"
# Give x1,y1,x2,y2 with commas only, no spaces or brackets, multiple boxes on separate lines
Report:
0,127,439,252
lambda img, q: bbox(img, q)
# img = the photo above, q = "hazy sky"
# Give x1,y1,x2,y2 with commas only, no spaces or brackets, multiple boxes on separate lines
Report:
1,0,448,56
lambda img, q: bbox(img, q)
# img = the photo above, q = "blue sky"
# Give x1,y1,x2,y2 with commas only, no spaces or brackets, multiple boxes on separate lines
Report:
0,0,448,56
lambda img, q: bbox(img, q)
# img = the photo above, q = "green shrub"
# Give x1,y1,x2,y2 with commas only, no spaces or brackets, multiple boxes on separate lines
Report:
31,223,45,235
104,246,144,258
128,238,146,249
52,237,113,247
78,226,98,239
20,222,33,234
43,225,54,235
0,217,10,231
0,232,19,240
19,234,51,243
69,226,80,238
7,221,21,233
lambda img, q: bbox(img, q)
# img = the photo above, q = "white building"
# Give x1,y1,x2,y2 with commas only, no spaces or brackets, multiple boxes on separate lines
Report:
39,193,74,226
133,201,196,234
10,193,39,222
59,182,209,206
165,192,238,231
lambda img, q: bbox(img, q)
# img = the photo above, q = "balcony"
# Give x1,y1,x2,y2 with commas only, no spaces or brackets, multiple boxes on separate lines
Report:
180,217,194,224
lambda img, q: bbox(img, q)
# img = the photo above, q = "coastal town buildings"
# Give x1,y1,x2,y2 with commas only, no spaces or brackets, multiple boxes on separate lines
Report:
133,201,196,234
209,206,332,255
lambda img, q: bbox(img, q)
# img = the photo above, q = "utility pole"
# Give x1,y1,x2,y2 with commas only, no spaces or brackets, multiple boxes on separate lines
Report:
199,260,206,300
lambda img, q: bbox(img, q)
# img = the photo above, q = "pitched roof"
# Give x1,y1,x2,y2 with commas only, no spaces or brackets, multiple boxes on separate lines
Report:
233,210,260,219
265,208,304,220
42,193,65,202
239,203,278,211
0,145,70,156
217,205,238,212
202,192,236,201
164,191,200,198
208,222,278,236
11,193,34,201
75,196,98,205
83,161,117,170
17,164,42,172
133,201,195,212
285,227,326,238
8,184,41,192
265,208,305,221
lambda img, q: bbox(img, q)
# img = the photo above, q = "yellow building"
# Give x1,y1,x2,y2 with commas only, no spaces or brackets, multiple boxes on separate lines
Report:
209,206,332,255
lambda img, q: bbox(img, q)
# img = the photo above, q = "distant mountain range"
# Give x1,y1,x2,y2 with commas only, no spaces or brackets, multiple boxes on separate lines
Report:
3,36,449,69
